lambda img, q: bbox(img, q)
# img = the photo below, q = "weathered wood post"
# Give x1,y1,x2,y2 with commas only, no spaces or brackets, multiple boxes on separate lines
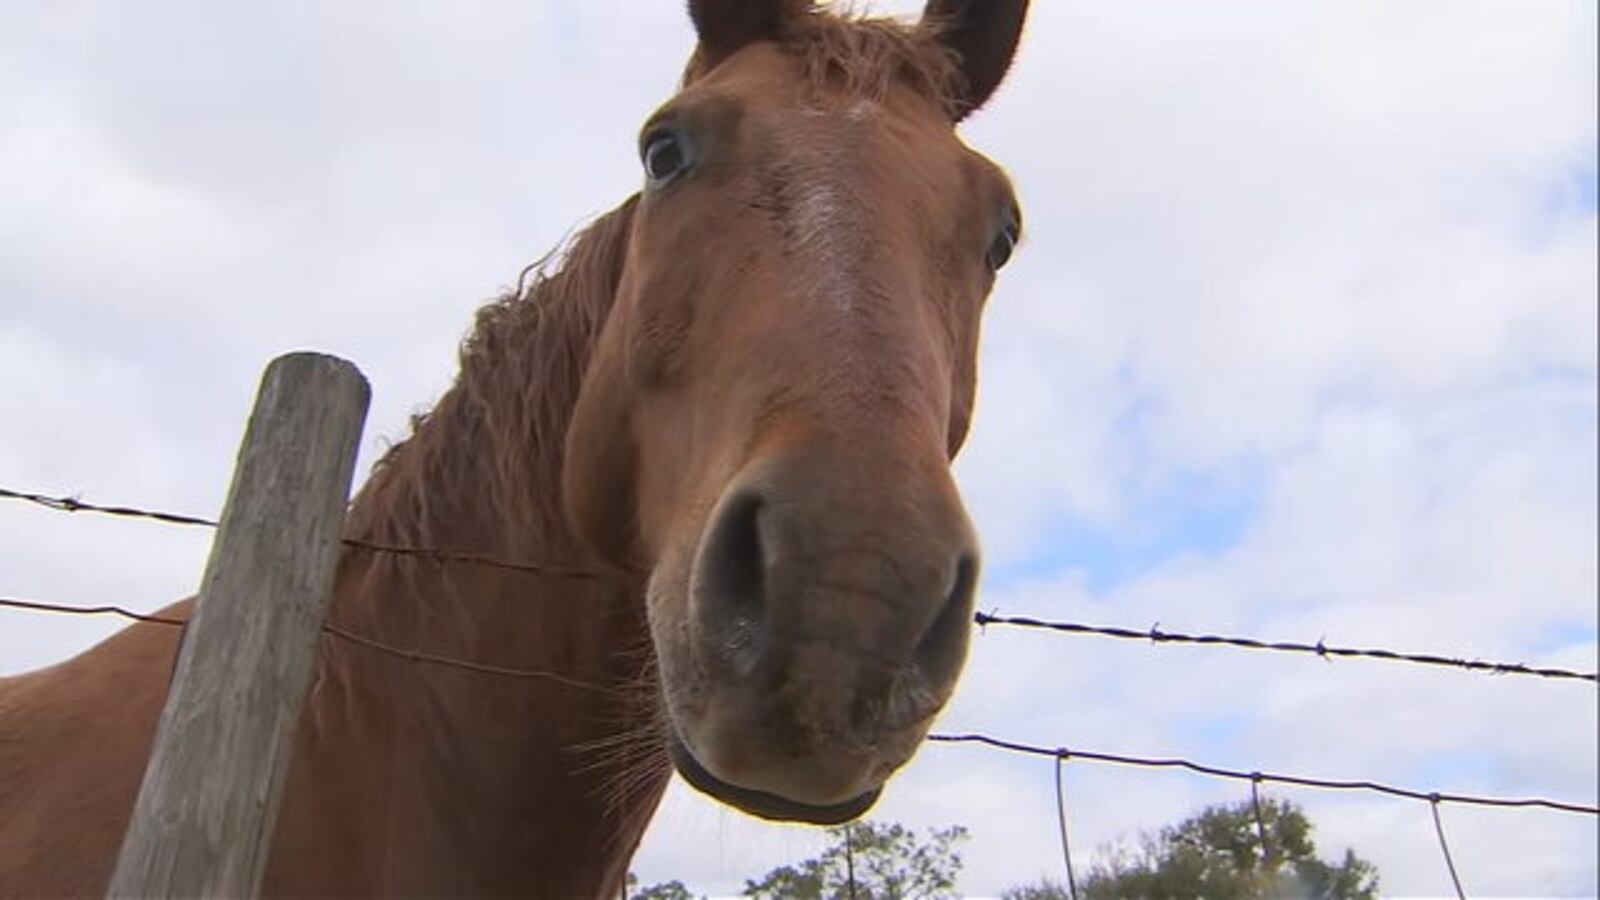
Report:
107,352,369,899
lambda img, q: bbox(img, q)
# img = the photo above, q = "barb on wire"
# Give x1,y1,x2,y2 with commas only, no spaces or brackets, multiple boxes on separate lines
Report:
1430,797,1468,900
0,486,216,527
0,596,603,689
1,485,608,581
973,611,1598,683
927,733,1600,816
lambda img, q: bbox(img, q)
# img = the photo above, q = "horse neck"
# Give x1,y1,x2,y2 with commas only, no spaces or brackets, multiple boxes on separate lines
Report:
331,254,629,674
332,196,641,674
286,202,667,891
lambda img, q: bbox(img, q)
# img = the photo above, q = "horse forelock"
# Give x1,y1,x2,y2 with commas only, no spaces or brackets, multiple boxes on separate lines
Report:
684,4,963,119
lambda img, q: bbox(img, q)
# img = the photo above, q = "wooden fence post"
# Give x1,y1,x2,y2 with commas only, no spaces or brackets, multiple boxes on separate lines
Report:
107,352,370,899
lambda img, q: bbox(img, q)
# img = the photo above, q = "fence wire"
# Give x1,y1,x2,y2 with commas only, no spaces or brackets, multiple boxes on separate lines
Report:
1430,798,1468,899
0,486,217,527
8,480,1597,900
0,486,608,581
1053,756,1079,900
926,733,1599,816
3,595,1596,819
975,612,1597,683
9,485,1592,683
0,596,607,691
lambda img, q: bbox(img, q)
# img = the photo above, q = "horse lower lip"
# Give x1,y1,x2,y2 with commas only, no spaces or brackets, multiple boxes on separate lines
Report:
667,735,880,825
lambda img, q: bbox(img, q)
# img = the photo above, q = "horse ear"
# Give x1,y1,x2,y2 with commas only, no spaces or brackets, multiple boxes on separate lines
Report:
687,0,794,67
923,0,1030,120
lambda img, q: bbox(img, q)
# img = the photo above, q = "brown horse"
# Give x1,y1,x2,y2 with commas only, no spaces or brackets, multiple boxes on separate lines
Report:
0,1,1028,896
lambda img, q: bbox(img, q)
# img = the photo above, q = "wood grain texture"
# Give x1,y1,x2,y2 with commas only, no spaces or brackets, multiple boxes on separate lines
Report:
107,352,369,899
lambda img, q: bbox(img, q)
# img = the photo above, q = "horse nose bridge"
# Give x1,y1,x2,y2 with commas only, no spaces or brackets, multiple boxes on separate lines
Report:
757,111,928,316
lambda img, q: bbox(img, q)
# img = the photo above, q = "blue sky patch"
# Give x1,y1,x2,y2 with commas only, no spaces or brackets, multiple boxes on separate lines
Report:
988,464,1265,595
1530,620,1600,655
1174,712,1255,751
1538,160,1598,218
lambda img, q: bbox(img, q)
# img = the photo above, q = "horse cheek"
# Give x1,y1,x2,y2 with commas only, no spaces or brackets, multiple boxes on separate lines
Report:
563,355,643,571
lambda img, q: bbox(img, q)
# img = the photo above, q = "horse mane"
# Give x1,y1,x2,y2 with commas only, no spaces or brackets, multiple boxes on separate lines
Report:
685,3,962,117
348,195,639,555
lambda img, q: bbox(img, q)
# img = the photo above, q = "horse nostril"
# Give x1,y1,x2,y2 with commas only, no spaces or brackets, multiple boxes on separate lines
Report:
697,489,769,669
914,552,977,686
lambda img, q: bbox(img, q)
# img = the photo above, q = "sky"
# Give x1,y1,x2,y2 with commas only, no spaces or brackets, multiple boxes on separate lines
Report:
1,0,1595,896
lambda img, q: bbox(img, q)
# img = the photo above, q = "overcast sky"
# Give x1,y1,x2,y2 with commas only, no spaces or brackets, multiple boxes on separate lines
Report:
2,1,1595,896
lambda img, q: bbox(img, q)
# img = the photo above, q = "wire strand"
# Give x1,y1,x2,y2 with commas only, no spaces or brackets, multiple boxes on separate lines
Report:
1,486,610,581
340,537,607,580
320,623,611,692
1054,755,1079,900
0,486,216,527
7,596,1597,842
7,483,1588,895
0,596,606,689
0,596,187,627
1431,797,1468,900
975,611,1597,683
927,733,1599,816
9,486,1592,684
1250,776,1271,871
844,823,858,900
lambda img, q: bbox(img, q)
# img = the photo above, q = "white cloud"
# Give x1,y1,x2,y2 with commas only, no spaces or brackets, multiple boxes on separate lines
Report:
0,0,1593,896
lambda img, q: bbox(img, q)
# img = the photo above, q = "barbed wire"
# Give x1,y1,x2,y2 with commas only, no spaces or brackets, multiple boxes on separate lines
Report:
926,733,1600,816
0,596,187,627
0,596,606,690
975,612,1598,683
1249,777,1270,868
0,486,608,581
1430,798,1468,899
0,486,218,527
1052,756,1079,900
7,595,1598,827
9,484,1593,898
9,485,1592,687
320,622,611,691
340,538,607,580
1046,747,1465,897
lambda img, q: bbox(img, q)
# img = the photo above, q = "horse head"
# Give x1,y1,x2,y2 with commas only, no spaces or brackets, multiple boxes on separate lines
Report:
564,0,1028,824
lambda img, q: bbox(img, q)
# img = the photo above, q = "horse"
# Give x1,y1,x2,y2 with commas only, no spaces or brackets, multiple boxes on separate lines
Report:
0,1,1029,895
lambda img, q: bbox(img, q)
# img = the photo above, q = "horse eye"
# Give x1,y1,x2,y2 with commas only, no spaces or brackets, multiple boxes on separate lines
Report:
642,130,690,185
986,218,1020,271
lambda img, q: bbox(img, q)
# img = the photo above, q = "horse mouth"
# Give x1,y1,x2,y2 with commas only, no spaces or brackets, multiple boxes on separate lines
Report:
667,736,880,825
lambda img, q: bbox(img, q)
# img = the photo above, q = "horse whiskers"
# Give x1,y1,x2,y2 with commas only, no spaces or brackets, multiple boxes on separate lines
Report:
566,670,670,802
571,719,662,753
569,684,673,831
568,738,663,779
594,752,674,858
567,716,672,852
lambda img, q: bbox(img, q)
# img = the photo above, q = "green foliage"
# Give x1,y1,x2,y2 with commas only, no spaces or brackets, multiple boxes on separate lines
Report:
999,883,1073,900
742,820,969,900
1003,798,1379,900
626,872,698,900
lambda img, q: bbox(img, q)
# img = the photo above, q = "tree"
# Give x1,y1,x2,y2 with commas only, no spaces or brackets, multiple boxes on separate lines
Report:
742,820,969,900
1003,798,1378,900
626,872,697,900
